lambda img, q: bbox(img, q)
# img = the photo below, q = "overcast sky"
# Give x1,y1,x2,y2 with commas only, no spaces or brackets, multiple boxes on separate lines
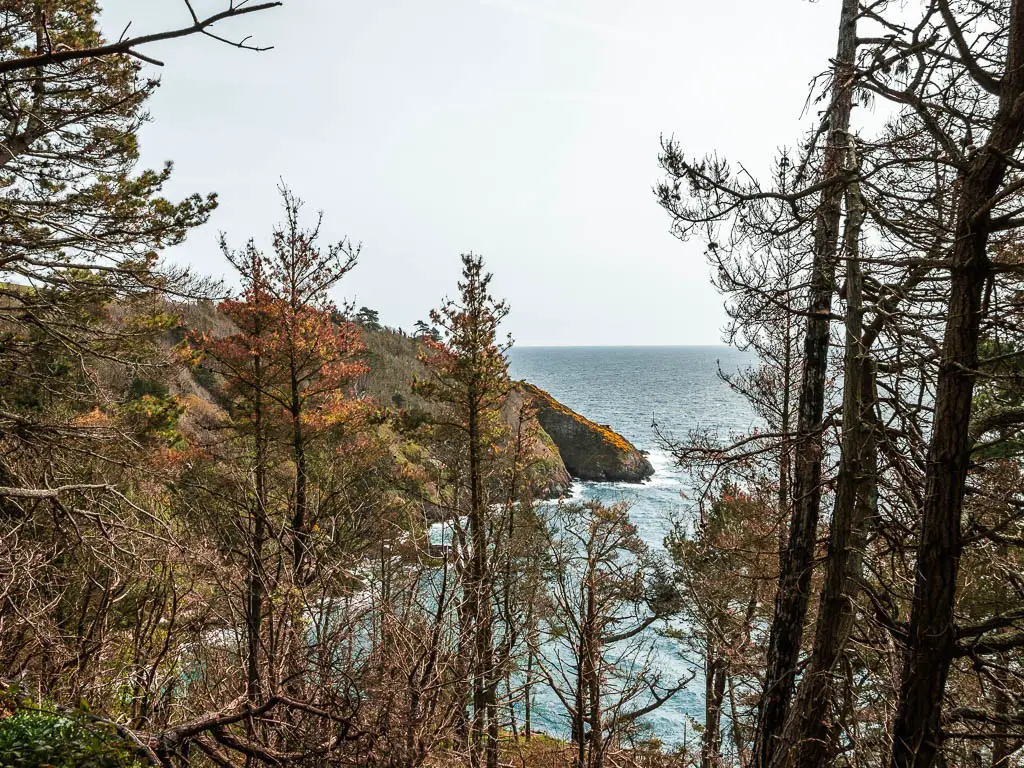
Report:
98,0,841,345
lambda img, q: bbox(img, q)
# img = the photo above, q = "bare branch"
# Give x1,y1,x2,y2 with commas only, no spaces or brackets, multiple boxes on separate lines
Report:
0,2,282,74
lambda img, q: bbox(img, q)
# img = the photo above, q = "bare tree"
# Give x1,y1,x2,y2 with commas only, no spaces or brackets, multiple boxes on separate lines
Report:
538,501,688,768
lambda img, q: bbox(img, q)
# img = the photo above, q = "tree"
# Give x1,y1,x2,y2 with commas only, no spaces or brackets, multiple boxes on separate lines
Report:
186,235,291,717
417,253,515,768
657,0,862,759
773,130,874,768
180,189,382,763
667,481,780,768
202,186,366,583
0,0,278,518
262,188,365,581
659,0,1024,764
0,0,223,502
745,4,859,762
356,306,383,332
882,3,1024,764
539,501,687,768
414,319,441,341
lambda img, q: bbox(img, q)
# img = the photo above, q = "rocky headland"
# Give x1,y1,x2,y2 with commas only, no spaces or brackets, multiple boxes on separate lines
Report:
519,382,654,484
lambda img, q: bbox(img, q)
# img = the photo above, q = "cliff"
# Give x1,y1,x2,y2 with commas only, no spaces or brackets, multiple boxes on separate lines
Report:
355,330,650,490
519,382,654,483
354,328,571,498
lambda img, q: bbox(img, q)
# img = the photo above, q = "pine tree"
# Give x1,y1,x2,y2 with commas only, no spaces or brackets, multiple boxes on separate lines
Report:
416,254,512,768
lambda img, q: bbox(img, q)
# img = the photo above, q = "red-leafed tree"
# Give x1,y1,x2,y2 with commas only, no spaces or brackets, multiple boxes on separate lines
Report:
190,188,368,712
189,240,276,707
243,185,366,582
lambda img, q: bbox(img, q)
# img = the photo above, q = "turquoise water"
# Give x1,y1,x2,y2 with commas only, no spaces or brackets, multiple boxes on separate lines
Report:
507,345,758,744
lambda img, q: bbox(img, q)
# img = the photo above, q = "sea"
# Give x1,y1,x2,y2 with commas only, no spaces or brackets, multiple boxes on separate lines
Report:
506,345,759,746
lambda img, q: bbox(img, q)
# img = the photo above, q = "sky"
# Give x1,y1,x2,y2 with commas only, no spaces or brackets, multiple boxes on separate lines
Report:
97,0,843,346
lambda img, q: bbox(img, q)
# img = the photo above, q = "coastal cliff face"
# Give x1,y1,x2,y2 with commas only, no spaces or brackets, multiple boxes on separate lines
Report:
519,382,654,483
353,329,647,495
353,329,572,499
503,386,573,497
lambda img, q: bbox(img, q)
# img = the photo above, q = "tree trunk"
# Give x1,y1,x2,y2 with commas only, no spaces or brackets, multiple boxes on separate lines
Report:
468,392,497,768
454,567,473,758
289,363,308,582
702,632,726,768
246,354,268,707
890,5,1024,765
778,312,793,558
775,138,876,768
752,1,858,764
728,674,747,768
992,652,1013,768
524,602,535,743
574,649,586,768
586,576,603,768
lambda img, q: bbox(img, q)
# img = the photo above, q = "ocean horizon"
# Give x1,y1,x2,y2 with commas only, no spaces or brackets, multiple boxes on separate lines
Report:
512,344,735,349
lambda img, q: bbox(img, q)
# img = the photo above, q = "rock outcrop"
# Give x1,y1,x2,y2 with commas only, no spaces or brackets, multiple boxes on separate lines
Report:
520,382,654,483
504,386,573,497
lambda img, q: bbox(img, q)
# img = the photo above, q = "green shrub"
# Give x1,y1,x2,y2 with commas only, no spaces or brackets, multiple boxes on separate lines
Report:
117,394,185,446
0,708,139,767
191,364,218,394
127,377,169,401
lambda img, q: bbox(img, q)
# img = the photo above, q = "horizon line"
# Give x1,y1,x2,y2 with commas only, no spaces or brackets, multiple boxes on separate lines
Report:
509,343,739,349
